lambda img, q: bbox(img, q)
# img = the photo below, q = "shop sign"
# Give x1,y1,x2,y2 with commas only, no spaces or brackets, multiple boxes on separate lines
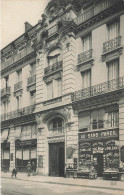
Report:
16,139,37,146
79,129,118,140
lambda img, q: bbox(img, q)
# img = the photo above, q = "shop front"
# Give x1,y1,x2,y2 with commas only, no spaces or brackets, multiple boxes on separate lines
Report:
78,128,119,179
1,142,10,172
15,139,37,172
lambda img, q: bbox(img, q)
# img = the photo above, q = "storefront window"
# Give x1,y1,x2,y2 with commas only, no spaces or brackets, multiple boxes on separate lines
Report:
91,109,105,130
108,111,119,128
78,113,90,132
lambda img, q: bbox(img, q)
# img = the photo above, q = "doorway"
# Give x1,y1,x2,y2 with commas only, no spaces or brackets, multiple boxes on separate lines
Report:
49,142,65,177
94,153,103,177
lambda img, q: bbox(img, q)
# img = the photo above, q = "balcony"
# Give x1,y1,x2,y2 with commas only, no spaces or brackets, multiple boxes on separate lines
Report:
103,36,121,53
71,76,124,102
48,127,65,137
1,105,35,122
44,60,63,76
74,0,121,25
48,25,58,37
1,87,11,98
1,47,34,71
78,49,93,64
27,75,36,86
14,81,22,92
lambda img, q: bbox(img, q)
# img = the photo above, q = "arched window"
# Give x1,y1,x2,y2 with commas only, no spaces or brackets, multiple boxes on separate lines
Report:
49,117,64,132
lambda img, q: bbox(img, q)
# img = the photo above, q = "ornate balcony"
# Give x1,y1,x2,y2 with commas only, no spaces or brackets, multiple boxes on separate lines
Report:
103,36,121,53
74,0,121,25
27,75,36,86
1,87,11,98
14,81,22,92
71,76,124,102
48,127,65,137
1,105,35,122
78,49,92,64
44,60,63,76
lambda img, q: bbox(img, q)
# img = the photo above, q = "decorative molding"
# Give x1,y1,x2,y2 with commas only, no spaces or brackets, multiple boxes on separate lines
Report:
102,46,123,62
77,59,94,72
43,70,62,83
42,96,62,106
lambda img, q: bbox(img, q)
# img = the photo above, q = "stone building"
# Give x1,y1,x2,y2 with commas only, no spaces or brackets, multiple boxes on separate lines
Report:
1,0,124,179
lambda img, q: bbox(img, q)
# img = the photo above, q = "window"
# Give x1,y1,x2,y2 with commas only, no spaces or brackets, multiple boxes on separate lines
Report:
108,59,119,81
5,76,9,88
16,96,21,109
30,91,36,104
81,34,91,52
47,82,53,100
107,20,119,40
81,70,91,89
30,63,36,76
17,69,22,82
54,79,62,97
46,79,62,100
3,101,9,114
78,113,90,132
50,117,64,131
91,109,105,130
47,48,62,66
108,111,119,128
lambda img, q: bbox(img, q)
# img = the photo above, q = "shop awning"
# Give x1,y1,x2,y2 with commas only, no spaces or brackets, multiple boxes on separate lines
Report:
1,129,9,142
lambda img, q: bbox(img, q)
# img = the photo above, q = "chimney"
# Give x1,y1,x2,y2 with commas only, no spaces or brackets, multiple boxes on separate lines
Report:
25,22,32,32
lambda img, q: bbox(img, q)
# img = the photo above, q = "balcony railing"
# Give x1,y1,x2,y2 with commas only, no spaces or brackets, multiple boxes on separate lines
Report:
48,25,58,37
78,49,92,64
103,36,121,53
71,76,124,102
1,47,34,70
1,86,11,98
48,127,65,137
1,105,35,121
14,81,22,92
44,60,63,76
74,0,121,25
27,74,36,86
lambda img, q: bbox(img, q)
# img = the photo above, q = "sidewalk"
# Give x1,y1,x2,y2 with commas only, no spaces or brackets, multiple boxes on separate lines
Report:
1,172,124,191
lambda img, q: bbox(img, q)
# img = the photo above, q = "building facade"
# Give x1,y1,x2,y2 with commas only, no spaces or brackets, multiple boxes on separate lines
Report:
1,0,124,179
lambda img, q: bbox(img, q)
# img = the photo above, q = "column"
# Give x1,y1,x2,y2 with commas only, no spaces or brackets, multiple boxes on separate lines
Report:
36,115,48,175
119,96,124,164
62,33,76,95
9,125,15,172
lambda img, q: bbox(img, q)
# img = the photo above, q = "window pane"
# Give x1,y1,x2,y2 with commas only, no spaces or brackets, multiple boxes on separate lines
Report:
108,60,119,81
79,114,90,131
82,70,91,89
47,82,53,99
108,21,119,40
98,109,105,128
91,111,97,129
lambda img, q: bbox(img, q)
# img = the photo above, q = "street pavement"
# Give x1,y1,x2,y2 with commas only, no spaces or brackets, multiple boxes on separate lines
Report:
1,172,124,195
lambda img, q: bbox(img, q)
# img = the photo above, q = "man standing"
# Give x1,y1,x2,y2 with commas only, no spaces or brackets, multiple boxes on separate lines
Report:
32,162,36,176
27,162,31,176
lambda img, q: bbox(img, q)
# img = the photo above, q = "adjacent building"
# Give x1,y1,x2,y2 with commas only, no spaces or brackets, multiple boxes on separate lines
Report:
1,0,124,179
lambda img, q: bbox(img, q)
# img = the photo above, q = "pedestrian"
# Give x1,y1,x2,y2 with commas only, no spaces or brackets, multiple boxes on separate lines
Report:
27,161,31,176
32,162,36,176
11,168,17,178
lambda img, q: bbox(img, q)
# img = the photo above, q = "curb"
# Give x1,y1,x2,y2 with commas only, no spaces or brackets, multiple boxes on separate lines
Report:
2,176,124,192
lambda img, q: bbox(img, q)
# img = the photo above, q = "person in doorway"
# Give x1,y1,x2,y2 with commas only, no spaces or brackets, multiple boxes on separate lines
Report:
11,168,17,178
27,161,31,176
32,162,36,176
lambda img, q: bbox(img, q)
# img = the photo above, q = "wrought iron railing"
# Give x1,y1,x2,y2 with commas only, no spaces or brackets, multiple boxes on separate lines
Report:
71,76,124,102
48,25,58,37
1,105,35,121
27,74,36,86
1,86,11,98
44,60,63,76
74,0,121,25
48,127,65,137
103,36,121,53
78,49,92,64
1,47,34,70
14,81,22,92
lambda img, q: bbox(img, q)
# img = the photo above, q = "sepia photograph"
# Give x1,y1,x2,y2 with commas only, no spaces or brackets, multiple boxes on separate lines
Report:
1,0,124,194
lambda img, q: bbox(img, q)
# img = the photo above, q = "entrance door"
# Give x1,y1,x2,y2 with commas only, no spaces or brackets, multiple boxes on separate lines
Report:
97,153,103,177
49,142,64,177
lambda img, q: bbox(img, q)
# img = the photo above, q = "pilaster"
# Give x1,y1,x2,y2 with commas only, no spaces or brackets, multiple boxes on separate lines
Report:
9,126,15,171
119,96,124,164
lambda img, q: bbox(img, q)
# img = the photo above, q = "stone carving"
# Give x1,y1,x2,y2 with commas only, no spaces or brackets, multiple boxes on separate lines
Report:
36,114,44,129
64,107,72,123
